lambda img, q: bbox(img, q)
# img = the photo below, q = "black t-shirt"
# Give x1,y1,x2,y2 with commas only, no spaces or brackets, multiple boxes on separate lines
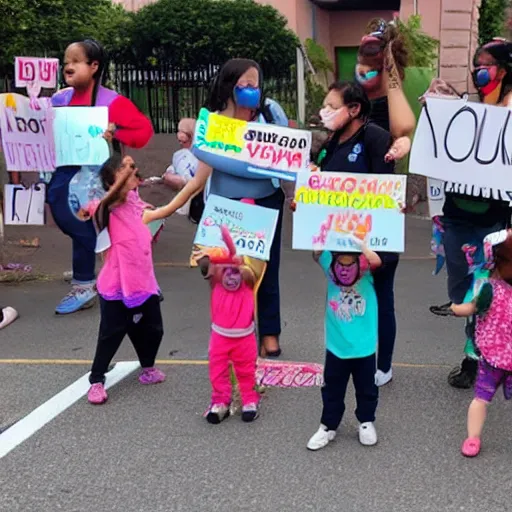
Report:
321,122,394,175
369,96,390,132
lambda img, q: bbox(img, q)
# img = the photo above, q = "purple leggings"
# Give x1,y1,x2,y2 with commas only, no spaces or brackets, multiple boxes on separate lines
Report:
474,359,512,402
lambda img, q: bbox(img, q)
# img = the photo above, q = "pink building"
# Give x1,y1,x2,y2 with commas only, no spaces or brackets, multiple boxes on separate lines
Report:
114,0,481,91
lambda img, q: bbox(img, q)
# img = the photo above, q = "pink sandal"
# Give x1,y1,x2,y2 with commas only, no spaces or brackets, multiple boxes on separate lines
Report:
461,437,481,457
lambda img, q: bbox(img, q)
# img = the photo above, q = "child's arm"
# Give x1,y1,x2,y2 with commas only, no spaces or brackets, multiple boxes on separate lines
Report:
349,236,382,269
451,282,493,317
142,161,212,224
450,303,476,317
312,251,322,263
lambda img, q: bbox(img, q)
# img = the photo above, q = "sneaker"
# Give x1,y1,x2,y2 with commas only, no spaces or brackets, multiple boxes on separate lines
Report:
447,357,478,389
55,284,97,315
0,307,19,330
461,437,481,457
307,425,336,451
88,383,108,404
206,403,230,425
139,367,166,385
375,369,393,387
359,422,378,446
241,402,260,423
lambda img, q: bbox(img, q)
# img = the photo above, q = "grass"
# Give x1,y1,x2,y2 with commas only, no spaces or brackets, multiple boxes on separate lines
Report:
0,270,55,284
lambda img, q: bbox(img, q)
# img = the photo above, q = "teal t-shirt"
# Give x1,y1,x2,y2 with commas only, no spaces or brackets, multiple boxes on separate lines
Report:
318,251,378,359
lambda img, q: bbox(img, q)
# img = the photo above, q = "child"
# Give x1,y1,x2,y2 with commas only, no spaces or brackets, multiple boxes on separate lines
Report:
197,226,265,424
48,38,153,315
307,238,382,450
80,155,174,405
451,233,512,457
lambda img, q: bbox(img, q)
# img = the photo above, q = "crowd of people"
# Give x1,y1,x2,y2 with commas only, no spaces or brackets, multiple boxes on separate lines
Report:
3,20,512,459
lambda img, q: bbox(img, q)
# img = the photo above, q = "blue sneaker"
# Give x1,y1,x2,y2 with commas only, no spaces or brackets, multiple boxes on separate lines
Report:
55,284,97,315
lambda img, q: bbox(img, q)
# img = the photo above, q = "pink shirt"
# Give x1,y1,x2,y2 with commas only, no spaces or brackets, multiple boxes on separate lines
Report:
476,279,512,371
211,281,255,332
87,191,159,308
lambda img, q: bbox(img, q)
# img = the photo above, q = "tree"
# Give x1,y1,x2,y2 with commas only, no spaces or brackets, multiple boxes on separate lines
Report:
128,0,298,76
0,0,130,75
479,0,508,45
395,15,439,69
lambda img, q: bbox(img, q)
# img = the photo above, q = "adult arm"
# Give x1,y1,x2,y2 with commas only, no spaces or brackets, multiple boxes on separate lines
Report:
365,125,395,174
108,96,154,148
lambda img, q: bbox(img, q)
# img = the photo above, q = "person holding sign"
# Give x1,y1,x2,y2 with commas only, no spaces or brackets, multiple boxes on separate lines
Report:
151,59,287,358
307,238,381,451
319,81,398,387
47,39,153,315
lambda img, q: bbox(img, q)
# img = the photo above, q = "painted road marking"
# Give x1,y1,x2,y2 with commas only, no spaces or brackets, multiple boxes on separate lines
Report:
0,359,452,369
0,361,139,460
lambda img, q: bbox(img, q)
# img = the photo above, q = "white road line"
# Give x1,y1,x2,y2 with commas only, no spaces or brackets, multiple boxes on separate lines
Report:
0,361,139,460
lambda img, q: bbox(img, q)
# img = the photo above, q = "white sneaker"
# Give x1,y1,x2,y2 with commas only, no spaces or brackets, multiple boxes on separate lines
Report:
375,369,393,387
0,307,19,330
359,422,378,446
307,424,336,451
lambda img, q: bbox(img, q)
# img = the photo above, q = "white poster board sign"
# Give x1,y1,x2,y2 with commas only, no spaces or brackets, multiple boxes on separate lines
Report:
410,98,512,193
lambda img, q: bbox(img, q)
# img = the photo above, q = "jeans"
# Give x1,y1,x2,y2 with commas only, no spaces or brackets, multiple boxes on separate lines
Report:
254,188,284,337
89,295,164,384
47,167,97,282
443,218,505,303
320,350,378,431
374,255,399,373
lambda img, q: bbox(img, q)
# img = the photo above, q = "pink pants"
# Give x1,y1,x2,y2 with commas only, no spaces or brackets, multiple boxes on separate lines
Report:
209,330,259,406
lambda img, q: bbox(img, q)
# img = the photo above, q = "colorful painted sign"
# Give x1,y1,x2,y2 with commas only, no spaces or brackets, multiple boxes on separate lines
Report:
15,57,59,98
53,107,109,167
292,171,406,253
194,194,279,261
0,93,55,171
410,97,512,193
256,359,324,388
193,108,311,181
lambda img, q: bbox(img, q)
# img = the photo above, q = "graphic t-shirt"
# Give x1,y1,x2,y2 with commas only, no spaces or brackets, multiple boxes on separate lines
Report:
319,251,378,359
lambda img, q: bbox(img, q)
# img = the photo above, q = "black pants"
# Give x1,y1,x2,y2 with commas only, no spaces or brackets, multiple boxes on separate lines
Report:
89,295,164,384
321,350,378,431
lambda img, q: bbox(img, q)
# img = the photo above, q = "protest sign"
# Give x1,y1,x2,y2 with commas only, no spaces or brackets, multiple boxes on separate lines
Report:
410,97,512,193
53,107,109,167
194,194,279,260
192,108,311,181
3,183,46,225
15,57,59,98
292,171,406,253
427,178,445,218
0,93,55,171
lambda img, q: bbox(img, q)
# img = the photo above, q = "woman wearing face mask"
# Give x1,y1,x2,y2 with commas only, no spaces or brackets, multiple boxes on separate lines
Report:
356,18,416,163
320,81,397,387
151,58,285,358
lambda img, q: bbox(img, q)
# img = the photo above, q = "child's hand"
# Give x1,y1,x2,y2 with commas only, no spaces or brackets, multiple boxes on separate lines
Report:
347,234,365,249
103,123,117,143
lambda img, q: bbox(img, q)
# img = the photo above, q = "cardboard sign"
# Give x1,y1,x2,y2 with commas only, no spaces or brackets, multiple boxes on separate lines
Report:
53,107,109,167
193,108,311,181
427,178,445,218
292,171,406,253
3,183,46,225
193,194,279,261
0,93,55,171
410,97,512,192
15,57,59,98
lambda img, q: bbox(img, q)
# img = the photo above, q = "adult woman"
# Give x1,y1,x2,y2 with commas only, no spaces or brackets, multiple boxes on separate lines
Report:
155,59,284,357
319,81,395,386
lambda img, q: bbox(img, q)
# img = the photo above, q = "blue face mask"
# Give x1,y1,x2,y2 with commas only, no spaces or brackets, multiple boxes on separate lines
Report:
355,70,379,83
233,85,261,109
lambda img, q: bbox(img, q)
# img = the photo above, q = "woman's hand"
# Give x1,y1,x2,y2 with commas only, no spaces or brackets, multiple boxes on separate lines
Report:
289,199,297,212
385,136,411,162
103,123,117,143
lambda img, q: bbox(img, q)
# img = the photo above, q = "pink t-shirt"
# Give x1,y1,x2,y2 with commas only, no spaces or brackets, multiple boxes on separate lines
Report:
211,280,254,330
86,191,159,308
476,279,512,371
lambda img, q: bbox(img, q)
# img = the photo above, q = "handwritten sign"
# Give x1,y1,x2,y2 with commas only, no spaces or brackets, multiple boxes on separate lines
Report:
292,171,406,253
194,194,278,261
410,97,512,192
256,359,324,388
15,57,59,98
0,93,55,171
53,107,109,167
427,178,445,218
193,108,311,181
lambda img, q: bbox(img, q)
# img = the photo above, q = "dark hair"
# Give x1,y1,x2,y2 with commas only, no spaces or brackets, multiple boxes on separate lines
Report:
205,58,264,115
327,81,372,119
474,39,512,102
76,38,107,105
494,235,512,285
99,154,123,191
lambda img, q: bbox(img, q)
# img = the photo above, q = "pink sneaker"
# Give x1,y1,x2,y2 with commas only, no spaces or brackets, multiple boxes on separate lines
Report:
88,383,108,405
139,367,166,385
461,437,481,457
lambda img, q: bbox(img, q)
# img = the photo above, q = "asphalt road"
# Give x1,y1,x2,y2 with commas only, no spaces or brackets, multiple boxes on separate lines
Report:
1,216,511,512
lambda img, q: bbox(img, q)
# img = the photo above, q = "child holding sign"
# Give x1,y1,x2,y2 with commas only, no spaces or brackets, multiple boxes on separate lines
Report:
307,238,381,451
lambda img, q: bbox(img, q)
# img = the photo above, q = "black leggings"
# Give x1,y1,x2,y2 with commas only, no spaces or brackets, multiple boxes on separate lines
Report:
89,295,164,384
